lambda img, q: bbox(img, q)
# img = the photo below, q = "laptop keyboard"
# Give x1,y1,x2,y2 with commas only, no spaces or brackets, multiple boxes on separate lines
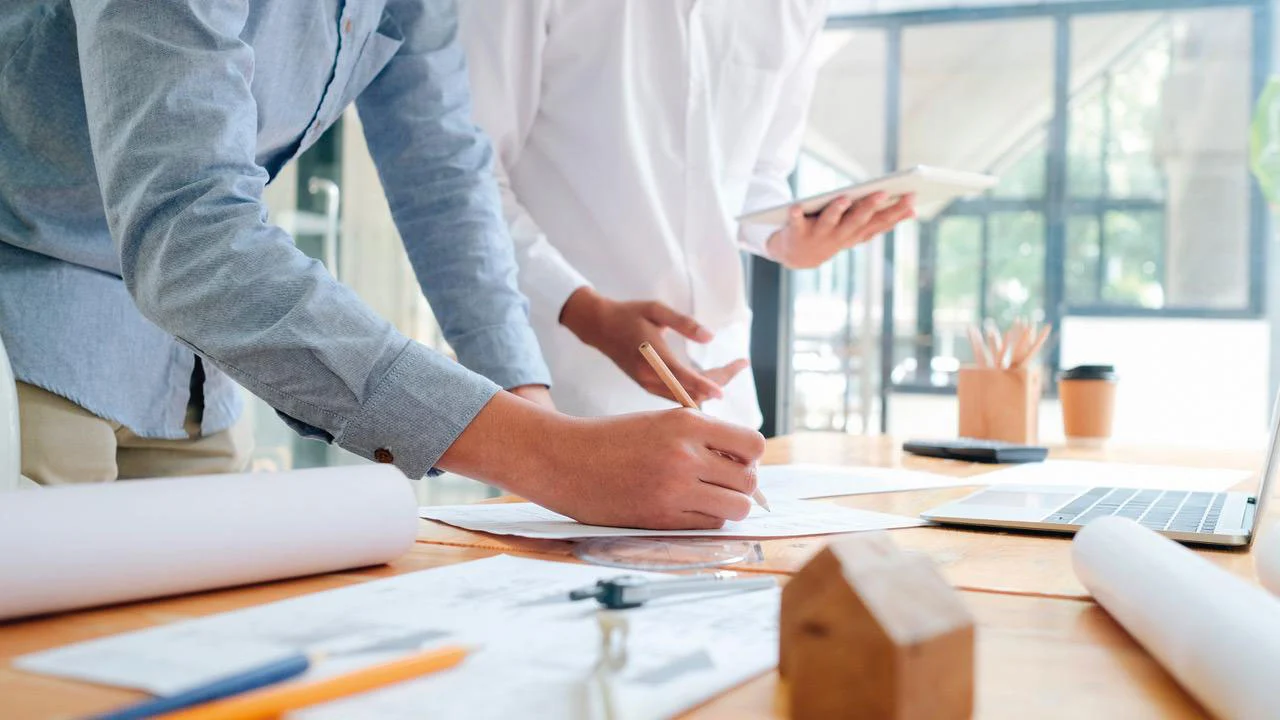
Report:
1041,487,1227,533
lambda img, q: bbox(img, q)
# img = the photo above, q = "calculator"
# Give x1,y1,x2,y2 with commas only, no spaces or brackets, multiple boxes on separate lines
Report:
902,438,1049,464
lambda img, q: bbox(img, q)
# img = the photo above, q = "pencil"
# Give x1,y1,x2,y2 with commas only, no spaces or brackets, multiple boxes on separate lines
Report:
638,342,772,512
1004,320,1028,369
94,653,311,720
982,320,1004,368
157,645,470,720
1016,326,1052,368
966,325,990,368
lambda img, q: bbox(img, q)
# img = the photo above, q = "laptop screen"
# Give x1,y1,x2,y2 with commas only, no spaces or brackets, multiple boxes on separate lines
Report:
1247,391,1280,543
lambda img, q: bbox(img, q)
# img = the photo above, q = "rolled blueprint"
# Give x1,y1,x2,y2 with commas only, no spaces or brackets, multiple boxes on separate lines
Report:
1260,522,1280,598
0,466,417,621
1073,517,1280,720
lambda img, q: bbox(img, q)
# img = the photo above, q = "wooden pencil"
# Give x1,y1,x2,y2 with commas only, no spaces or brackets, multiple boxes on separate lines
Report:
157,645,469,720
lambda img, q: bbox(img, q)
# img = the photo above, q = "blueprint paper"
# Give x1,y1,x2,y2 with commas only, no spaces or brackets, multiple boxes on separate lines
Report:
419,499,926,539
1074,518,1280,720
757,464,977,500
0,465,417,621
19,556,781,720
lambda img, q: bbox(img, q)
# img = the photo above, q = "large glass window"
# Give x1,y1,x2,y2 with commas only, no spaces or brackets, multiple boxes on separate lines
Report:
893,18,1055,389
1067,10,1253,310
781,2,1267,441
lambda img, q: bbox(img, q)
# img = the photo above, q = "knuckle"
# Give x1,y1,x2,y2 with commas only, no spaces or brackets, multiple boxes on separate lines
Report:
674,406,702,428
676,446,702,472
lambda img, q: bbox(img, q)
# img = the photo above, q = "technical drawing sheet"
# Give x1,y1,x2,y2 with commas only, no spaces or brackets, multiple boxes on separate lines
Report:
17,556,781,720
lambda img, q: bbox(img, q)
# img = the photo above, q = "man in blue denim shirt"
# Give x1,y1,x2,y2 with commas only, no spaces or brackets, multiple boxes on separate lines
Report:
0,0,765,529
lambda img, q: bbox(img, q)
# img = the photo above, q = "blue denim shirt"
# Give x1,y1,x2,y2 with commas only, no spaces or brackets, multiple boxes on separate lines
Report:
0,0,551,479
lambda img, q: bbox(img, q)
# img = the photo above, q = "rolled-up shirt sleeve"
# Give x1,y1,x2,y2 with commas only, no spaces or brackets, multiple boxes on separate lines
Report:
356,0,552,390
70,0,510,479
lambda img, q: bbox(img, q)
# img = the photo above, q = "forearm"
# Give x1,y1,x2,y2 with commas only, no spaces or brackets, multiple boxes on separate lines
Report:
359,0,550,390
436,390,566,497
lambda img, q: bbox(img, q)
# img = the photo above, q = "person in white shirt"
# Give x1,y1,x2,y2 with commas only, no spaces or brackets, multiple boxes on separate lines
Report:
460,1,914,427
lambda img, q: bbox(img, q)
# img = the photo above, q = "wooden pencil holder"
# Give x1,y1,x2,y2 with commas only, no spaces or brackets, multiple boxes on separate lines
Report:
956,365,1042,444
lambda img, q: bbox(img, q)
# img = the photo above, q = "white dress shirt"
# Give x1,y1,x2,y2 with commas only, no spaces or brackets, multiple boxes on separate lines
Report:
460,0,829,426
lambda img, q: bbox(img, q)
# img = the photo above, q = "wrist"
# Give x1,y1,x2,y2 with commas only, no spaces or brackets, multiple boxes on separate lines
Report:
559,286,609,345
764,228,787,266
436,391,568,498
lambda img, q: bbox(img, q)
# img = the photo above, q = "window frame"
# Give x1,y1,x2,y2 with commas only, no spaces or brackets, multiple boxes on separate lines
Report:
766,0,1273,431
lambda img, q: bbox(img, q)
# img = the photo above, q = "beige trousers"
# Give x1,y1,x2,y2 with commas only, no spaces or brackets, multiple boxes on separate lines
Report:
18,382,253,486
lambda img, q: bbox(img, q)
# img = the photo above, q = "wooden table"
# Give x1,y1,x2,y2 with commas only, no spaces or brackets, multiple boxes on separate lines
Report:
3,434,1269,719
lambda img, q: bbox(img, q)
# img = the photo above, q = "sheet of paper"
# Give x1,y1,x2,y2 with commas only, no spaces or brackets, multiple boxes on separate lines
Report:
978,460,1251,492
0,465,417,622
1073,518,1280,720
757,464,978,500
1259,521,1280,598
419,499,925,540
18,556,781,720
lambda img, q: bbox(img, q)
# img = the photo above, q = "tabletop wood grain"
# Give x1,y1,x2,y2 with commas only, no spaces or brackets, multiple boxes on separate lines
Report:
4,433,1254,719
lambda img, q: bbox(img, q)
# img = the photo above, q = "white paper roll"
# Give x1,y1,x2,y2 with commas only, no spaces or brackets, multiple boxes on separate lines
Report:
1073,517,1280,720
1260,522,1280,599
0,466,417,621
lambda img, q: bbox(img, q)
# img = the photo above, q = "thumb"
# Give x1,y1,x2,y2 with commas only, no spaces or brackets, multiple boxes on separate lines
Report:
642,302,713,343
702,358,751,388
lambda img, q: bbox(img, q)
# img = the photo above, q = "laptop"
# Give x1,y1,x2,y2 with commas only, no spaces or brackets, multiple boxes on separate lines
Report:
920,393,1280,548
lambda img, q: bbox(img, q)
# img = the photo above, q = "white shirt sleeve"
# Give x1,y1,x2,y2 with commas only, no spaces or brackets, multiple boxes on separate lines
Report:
459,0,591,326
737,2,831,258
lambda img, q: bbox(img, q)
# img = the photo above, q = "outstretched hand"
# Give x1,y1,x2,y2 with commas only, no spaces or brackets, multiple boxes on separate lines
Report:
559,287,749,406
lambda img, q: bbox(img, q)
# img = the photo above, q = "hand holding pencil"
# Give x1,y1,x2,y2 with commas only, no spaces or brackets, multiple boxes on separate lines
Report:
639,342,772,512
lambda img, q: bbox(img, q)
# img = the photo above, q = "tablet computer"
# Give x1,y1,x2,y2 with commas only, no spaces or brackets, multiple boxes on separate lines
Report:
738,165,998,225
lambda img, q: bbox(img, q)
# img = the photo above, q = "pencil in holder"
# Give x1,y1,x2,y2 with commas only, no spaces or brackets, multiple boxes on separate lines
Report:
956,365,1042,444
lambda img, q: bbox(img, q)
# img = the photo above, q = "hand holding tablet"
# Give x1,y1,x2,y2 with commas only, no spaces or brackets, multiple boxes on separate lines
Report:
763,191,917,269
739,165,998,226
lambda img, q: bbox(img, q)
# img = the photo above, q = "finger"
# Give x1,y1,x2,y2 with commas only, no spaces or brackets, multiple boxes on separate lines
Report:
688,482,753,523
702,358,750,387
788,204,806,227
692,414,766,463
856,201,916,242
671,512,728,530
642,302,713,343
670,362,724,404
835,192,887,235
648,340,723,403
816,194,853,229
868,195,914,224
697,447,759,496
839,199,914,249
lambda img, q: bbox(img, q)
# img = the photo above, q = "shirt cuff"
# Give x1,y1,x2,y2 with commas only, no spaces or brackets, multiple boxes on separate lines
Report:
336,340,500,480
448,321,553,390
738,222,780,259
518,250,592,332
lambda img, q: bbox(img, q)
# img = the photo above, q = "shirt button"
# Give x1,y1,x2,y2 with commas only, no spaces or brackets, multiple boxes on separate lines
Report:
343,18,353,34
374,448,394,464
